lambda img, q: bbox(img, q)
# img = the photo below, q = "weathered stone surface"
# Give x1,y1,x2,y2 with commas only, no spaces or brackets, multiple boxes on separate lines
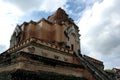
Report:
0,69,87,80
10,25,21,48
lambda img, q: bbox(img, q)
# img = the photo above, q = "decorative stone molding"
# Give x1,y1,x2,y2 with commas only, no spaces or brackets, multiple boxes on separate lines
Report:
54,55,59,60
27,47,35,53
64,57,68,62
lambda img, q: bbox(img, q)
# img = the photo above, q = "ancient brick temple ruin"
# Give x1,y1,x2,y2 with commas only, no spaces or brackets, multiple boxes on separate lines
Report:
0,8,112,80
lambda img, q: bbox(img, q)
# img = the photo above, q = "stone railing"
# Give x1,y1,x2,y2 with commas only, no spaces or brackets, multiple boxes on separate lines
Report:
83,55,103,65
76,53,112,80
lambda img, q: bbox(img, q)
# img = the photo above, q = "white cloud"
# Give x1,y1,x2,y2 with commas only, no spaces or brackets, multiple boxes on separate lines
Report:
39,0,67,12
78,0,120,69
0,0,23,52
4,0,67,12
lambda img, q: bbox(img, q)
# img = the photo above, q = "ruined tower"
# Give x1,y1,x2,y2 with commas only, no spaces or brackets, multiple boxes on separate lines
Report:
10,8,80,55
0,8,111,80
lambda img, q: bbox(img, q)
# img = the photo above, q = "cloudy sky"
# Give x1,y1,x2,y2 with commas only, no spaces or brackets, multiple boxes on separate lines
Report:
0,0,120,69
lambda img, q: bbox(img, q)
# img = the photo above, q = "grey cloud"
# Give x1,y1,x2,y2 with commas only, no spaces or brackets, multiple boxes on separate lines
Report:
88,23,120,55
81,0,120,56
103,56,120,69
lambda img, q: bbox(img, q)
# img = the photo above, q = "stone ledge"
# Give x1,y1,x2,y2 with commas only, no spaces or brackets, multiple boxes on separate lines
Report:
0,60,84,78
0,69,87,80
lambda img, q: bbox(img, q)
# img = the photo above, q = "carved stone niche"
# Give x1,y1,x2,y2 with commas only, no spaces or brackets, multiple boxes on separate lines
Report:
54,55,59,59
27,46,35,53
41,51,48,57
64,57,68,61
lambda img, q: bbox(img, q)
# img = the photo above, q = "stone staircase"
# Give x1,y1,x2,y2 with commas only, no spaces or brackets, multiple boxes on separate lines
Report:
76,53,112,80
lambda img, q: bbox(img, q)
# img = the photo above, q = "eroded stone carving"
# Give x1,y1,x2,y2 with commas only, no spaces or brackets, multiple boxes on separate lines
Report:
10,25,21,48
